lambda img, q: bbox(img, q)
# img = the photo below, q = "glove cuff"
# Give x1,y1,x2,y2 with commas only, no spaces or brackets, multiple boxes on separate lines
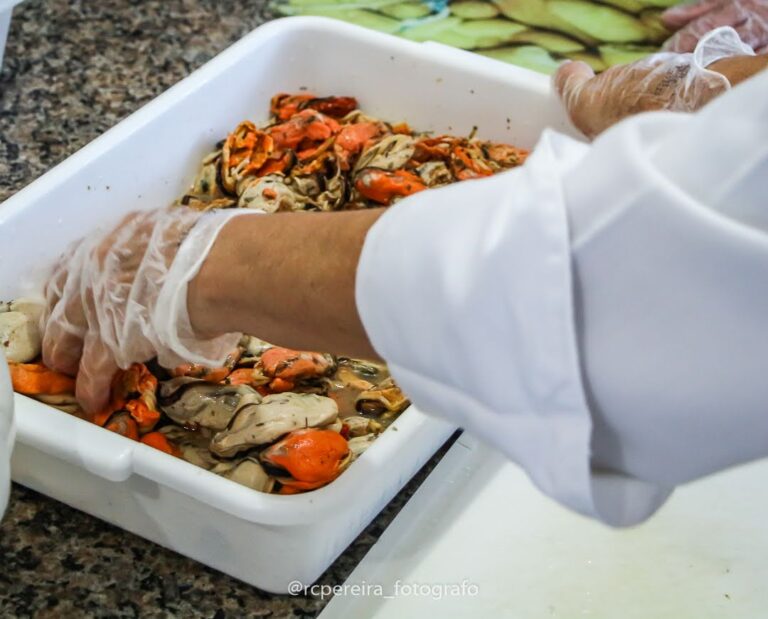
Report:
154,207,262,369
694,26,755,72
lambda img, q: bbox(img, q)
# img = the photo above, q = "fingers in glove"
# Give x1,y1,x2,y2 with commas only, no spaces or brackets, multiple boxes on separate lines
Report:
41,248,90,376
662,0,723,29
76,331,118,415
663,3,748,52
554,61,598,136
735,14,768,50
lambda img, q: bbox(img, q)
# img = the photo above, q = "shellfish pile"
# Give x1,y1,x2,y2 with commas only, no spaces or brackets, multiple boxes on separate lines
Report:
4,93,529,494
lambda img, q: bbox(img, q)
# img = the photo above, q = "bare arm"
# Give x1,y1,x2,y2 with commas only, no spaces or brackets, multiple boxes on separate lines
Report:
188,208,384,359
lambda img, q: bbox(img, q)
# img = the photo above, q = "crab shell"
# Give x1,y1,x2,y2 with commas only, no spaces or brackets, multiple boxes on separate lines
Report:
260,428,351,491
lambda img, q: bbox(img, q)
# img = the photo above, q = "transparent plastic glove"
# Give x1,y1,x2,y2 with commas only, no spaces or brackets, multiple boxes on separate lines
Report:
663,0,768,53
41,207,253,414
555,27,754,139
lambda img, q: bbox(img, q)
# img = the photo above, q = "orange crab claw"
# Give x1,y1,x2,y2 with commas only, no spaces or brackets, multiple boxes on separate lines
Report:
9,362,76,396
261,429,350,490
258,347,336,392
140,431,181,456
354,168,426,205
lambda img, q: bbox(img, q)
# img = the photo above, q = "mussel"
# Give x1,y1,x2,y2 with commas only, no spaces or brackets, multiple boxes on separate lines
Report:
210,392,339,458
158,377,261,431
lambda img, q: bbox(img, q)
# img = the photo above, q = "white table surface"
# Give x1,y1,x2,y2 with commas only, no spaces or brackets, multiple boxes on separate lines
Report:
321,432,768,618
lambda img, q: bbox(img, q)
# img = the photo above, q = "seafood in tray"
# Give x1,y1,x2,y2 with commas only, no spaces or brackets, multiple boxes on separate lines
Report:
3,93,529,495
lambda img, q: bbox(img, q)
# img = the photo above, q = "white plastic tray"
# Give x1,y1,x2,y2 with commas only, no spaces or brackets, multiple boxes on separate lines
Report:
0,17,573,592
0,0,22,68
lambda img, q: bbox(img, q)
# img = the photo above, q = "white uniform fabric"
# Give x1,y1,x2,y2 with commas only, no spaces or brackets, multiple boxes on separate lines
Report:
356,69,768,526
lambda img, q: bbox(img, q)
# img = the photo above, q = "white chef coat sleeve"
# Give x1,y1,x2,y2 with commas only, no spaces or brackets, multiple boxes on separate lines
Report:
356,69,768,527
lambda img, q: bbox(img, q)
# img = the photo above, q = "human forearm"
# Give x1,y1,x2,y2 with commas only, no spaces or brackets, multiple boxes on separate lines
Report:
188,208,384,359
708,53,768,85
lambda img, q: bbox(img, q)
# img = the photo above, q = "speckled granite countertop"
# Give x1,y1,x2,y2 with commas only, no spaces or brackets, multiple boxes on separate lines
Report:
0,2,453,617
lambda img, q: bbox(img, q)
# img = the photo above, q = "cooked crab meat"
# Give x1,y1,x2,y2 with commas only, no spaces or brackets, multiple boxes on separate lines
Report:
210,392,339,458
260,428,350,491
212,457,275,493
356,377,409,416
158,378,261,431
353,134,415,173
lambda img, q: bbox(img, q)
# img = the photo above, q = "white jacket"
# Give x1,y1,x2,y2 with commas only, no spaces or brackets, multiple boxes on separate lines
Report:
356,69,768,527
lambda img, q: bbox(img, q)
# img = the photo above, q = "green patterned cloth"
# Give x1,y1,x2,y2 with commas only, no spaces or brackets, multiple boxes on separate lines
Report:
274,0,687,73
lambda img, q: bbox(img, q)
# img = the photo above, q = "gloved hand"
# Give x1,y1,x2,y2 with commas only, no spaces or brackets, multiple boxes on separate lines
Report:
41,207,252,414
663,0,768,53
555,26,754,138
